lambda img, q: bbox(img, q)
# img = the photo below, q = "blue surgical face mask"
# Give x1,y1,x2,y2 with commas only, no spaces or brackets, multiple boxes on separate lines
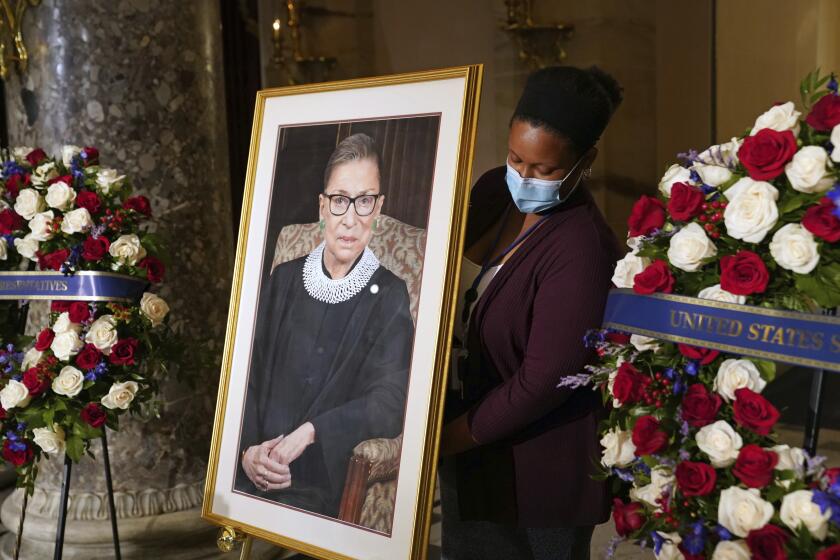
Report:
505,156,585,214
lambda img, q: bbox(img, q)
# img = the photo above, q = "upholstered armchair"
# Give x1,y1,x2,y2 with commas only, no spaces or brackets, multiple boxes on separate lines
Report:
272,214,426,533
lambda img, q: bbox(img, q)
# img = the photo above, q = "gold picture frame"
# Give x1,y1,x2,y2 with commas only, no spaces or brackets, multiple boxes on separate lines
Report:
202,65,482,559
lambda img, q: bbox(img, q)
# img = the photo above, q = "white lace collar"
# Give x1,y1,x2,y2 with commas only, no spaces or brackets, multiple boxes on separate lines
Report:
302,242,380,304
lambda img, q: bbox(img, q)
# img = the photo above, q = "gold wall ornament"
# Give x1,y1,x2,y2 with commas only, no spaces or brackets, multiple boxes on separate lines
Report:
268,0,337,85
502,0,574,70
0,0,39,79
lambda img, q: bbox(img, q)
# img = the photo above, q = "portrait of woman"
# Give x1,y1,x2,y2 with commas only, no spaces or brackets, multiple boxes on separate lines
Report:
235,132,415,519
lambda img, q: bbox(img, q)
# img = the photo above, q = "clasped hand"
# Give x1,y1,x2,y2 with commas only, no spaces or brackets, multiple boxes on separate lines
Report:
241,422,315,492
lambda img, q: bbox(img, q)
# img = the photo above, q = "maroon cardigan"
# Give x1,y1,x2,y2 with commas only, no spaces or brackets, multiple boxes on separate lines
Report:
449,166,621,528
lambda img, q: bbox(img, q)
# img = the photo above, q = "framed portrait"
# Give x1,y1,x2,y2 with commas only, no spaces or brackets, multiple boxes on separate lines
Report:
202,65,482,559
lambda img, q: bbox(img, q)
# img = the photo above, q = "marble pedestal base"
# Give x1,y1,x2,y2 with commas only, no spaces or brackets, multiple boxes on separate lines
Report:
0,491,226,560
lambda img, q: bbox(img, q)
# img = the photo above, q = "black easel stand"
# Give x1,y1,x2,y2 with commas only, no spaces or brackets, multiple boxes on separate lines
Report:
52,428,122,560
804,368,826,456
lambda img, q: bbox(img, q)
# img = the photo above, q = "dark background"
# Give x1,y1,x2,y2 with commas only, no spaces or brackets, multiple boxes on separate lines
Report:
260,115,441,280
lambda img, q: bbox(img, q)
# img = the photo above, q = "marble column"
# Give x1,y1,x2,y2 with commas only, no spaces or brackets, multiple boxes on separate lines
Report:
0,1,234,557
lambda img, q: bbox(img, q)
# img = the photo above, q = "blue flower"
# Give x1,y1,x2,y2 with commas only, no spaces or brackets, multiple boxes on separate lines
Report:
684,361,699,376
8,441,27,453
682,521,707,555
16,422,26,432
829,74,839,94
812,490,840,526
673,378,684,395
651,531,665,555
663,367,677,380
613,467,636,483
715,524,733,541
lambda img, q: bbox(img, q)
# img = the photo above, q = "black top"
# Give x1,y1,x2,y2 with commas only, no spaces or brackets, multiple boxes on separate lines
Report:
235,255,414,517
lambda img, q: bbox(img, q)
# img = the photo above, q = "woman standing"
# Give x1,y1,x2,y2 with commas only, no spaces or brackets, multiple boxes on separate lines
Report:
440,66,624,559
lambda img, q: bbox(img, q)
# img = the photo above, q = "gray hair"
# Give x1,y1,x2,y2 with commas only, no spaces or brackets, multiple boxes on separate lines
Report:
323,132,381,189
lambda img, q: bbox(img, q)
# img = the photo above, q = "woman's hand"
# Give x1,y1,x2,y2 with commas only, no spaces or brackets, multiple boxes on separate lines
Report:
269,422,315,466
241,435,292,491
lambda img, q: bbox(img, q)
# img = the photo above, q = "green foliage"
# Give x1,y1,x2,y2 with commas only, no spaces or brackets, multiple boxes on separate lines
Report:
800,69,832,111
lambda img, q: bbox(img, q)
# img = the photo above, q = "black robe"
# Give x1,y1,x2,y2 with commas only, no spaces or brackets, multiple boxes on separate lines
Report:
235,255,414,517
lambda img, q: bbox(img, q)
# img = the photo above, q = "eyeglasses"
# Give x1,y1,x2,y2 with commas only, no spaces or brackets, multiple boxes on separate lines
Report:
323,193,383,216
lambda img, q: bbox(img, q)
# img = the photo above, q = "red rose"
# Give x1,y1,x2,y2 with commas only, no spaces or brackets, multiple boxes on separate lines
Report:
38,249,70,272
612,498,645,537
81,147,100,166
612,362,651,405
627,195,666,237
4,173,29,198
675,460,717,496
803,198,840,243
632,415,668,456
25,148,47,166
109,338,139,366
35,328,55,352
2,439,33,467
75,344,102,370
633,260,675,295
22,368,50,397
82,236,110,262
75,190,102,215
68,302,90,323
817,544,840,560
0,209,23,234
668,182,705,221
0,406,6,420
747,524,789,560
678,344,720,365
681,383,722,428
48,174,73,186
720,251,769,295
80,403,107,428
139,256,165,283
826,467,840,487
733,444,779,488
737,129,797,180
734,388,780,435
806,94,840,131
123,195,152,217
50,301,72,313
605,332,631,345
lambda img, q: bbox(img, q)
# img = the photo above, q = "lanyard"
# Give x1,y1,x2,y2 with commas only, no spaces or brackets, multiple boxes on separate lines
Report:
461,207,553,325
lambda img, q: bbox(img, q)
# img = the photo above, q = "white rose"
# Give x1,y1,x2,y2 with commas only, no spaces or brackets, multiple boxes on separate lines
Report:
13,188,46,220
0,379,31,409
96,168,126,194
612,253,650,289
13,234,39,261
714,359,767,402
101,381,139,410
693,163,732,187
0,238,6,261
52,312,82,335
785,146,834,194
711,540,750,560
627,235,643,254
45,181,76,211
658,164,692,198
28,210,55,241
12,146,34,161
667,223,717,272
769,223,820,274
718,487,774,537
607,357,625,408
696,420,743,467
31,162,58,187
773,444,807,475
698,137,743,167
831,124,840,163
61,145,82,167
21,347,43,370
698,284,747,305
780,489,831,540
85,315,119,354
32,424,66,455
631,334,660,353
750,101,801,135
109,234,147,266
52,366,85,397
654,532,684,560
599,426,636,468
140,292,170,327
630,467,674,511
50,331,84,361
723,178,779,243
60,207,93,235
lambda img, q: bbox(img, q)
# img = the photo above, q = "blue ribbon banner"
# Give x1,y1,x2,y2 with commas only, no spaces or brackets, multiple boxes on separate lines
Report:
0,271,148,303
602,288,840,372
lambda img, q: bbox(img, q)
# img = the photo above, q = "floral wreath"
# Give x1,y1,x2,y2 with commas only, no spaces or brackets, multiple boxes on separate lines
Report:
0,145,173,493
580,71,840,559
